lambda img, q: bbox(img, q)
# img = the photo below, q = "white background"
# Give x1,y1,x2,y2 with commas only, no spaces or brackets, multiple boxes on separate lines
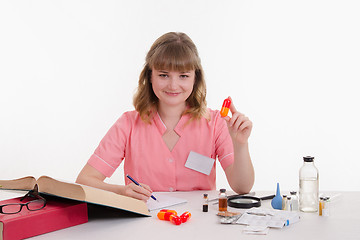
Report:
1,0,359,192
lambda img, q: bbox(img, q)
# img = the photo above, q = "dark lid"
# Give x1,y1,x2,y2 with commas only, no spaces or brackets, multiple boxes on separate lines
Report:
303,156,314,162
220,188,226,193
290,191,297,195
203,193,208,197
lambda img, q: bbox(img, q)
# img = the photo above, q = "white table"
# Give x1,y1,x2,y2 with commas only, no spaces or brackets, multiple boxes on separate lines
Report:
1,190,359,239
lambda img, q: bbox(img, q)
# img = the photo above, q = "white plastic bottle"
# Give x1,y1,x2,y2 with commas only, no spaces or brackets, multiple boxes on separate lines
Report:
299,156,319,212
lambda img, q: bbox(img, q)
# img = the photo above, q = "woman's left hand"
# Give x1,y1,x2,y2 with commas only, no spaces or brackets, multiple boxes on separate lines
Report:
222,97,253,145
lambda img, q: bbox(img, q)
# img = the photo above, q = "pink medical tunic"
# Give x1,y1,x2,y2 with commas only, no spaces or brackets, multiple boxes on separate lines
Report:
87,109,234,192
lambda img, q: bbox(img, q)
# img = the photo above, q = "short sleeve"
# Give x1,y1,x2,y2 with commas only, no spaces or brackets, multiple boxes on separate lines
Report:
87,113,131,177
214,112,234,170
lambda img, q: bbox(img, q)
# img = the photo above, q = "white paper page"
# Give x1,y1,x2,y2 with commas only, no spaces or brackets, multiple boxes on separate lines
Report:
147,192,187,211
0,190,25,201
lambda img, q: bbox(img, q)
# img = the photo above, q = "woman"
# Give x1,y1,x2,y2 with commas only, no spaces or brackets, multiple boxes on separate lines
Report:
76,32,254,201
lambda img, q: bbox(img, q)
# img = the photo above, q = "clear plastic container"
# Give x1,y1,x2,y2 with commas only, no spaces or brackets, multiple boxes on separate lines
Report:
299,156,319,212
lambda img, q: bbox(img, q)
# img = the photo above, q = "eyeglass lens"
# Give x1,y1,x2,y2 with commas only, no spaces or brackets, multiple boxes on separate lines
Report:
1,200,45,214
27,199,45,211
2,204,23,214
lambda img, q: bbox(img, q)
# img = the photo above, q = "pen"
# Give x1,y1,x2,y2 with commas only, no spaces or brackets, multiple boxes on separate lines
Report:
126,174,158,202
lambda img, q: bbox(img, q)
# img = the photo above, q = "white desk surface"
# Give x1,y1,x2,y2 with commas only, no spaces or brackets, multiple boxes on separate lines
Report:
1,190,359,240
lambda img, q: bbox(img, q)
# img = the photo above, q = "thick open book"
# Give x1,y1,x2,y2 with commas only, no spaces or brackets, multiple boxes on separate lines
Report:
0,176,150,217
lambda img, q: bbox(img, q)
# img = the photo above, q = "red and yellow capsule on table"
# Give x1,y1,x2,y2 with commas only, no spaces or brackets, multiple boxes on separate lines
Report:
157,209,191,225
220,97,231,117
157,209,177,221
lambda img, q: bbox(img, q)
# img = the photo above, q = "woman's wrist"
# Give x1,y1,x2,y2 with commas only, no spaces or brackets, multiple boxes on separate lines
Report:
110,184,125,195
233,141,249,151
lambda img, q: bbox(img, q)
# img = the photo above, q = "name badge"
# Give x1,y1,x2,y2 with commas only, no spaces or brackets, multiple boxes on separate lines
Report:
185,151,215,175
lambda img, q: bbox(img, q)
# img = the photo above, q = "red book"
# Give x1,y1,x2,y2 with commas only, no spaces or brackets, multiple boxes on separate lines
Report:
0,197,88,240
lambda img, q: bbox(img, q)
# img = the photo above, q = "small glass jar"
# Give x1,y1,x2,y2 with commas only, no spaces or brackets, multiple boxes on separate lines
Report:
203,193,209,212
323,197,330,217
319,196,330,217
286,196,291,211
290,191,299,211
282,195,287,210
218,189,227,212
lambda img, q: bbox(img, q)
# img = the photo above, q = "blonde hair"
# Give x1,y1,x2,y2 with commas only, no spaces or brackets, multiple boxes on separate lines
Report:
133,32,208,123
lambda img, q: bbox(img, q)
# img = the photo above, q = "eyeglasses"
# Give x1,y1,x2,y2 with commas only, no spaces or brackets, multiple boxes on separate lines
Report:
0,184,46,214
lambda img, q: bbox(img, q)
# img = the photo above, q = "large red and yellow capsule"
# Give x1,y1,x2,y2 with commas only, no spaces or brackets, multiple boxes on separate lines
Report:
157,209,177,221
220,97,231,117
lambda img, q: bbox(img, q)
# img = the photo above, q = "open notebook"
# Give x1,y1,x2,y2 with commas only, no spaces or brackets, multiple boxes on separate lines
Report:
146,192,187,211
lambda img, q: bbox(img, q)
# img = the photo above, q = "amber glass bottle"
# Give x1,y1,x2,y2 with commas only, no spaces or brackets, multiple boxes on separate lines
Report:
218,189,227,212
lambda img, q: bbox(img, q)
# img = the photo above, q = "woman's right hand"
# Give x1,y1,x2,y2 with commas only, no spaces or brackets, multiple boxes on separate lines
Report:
76,164,152,202
120,182,152,202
